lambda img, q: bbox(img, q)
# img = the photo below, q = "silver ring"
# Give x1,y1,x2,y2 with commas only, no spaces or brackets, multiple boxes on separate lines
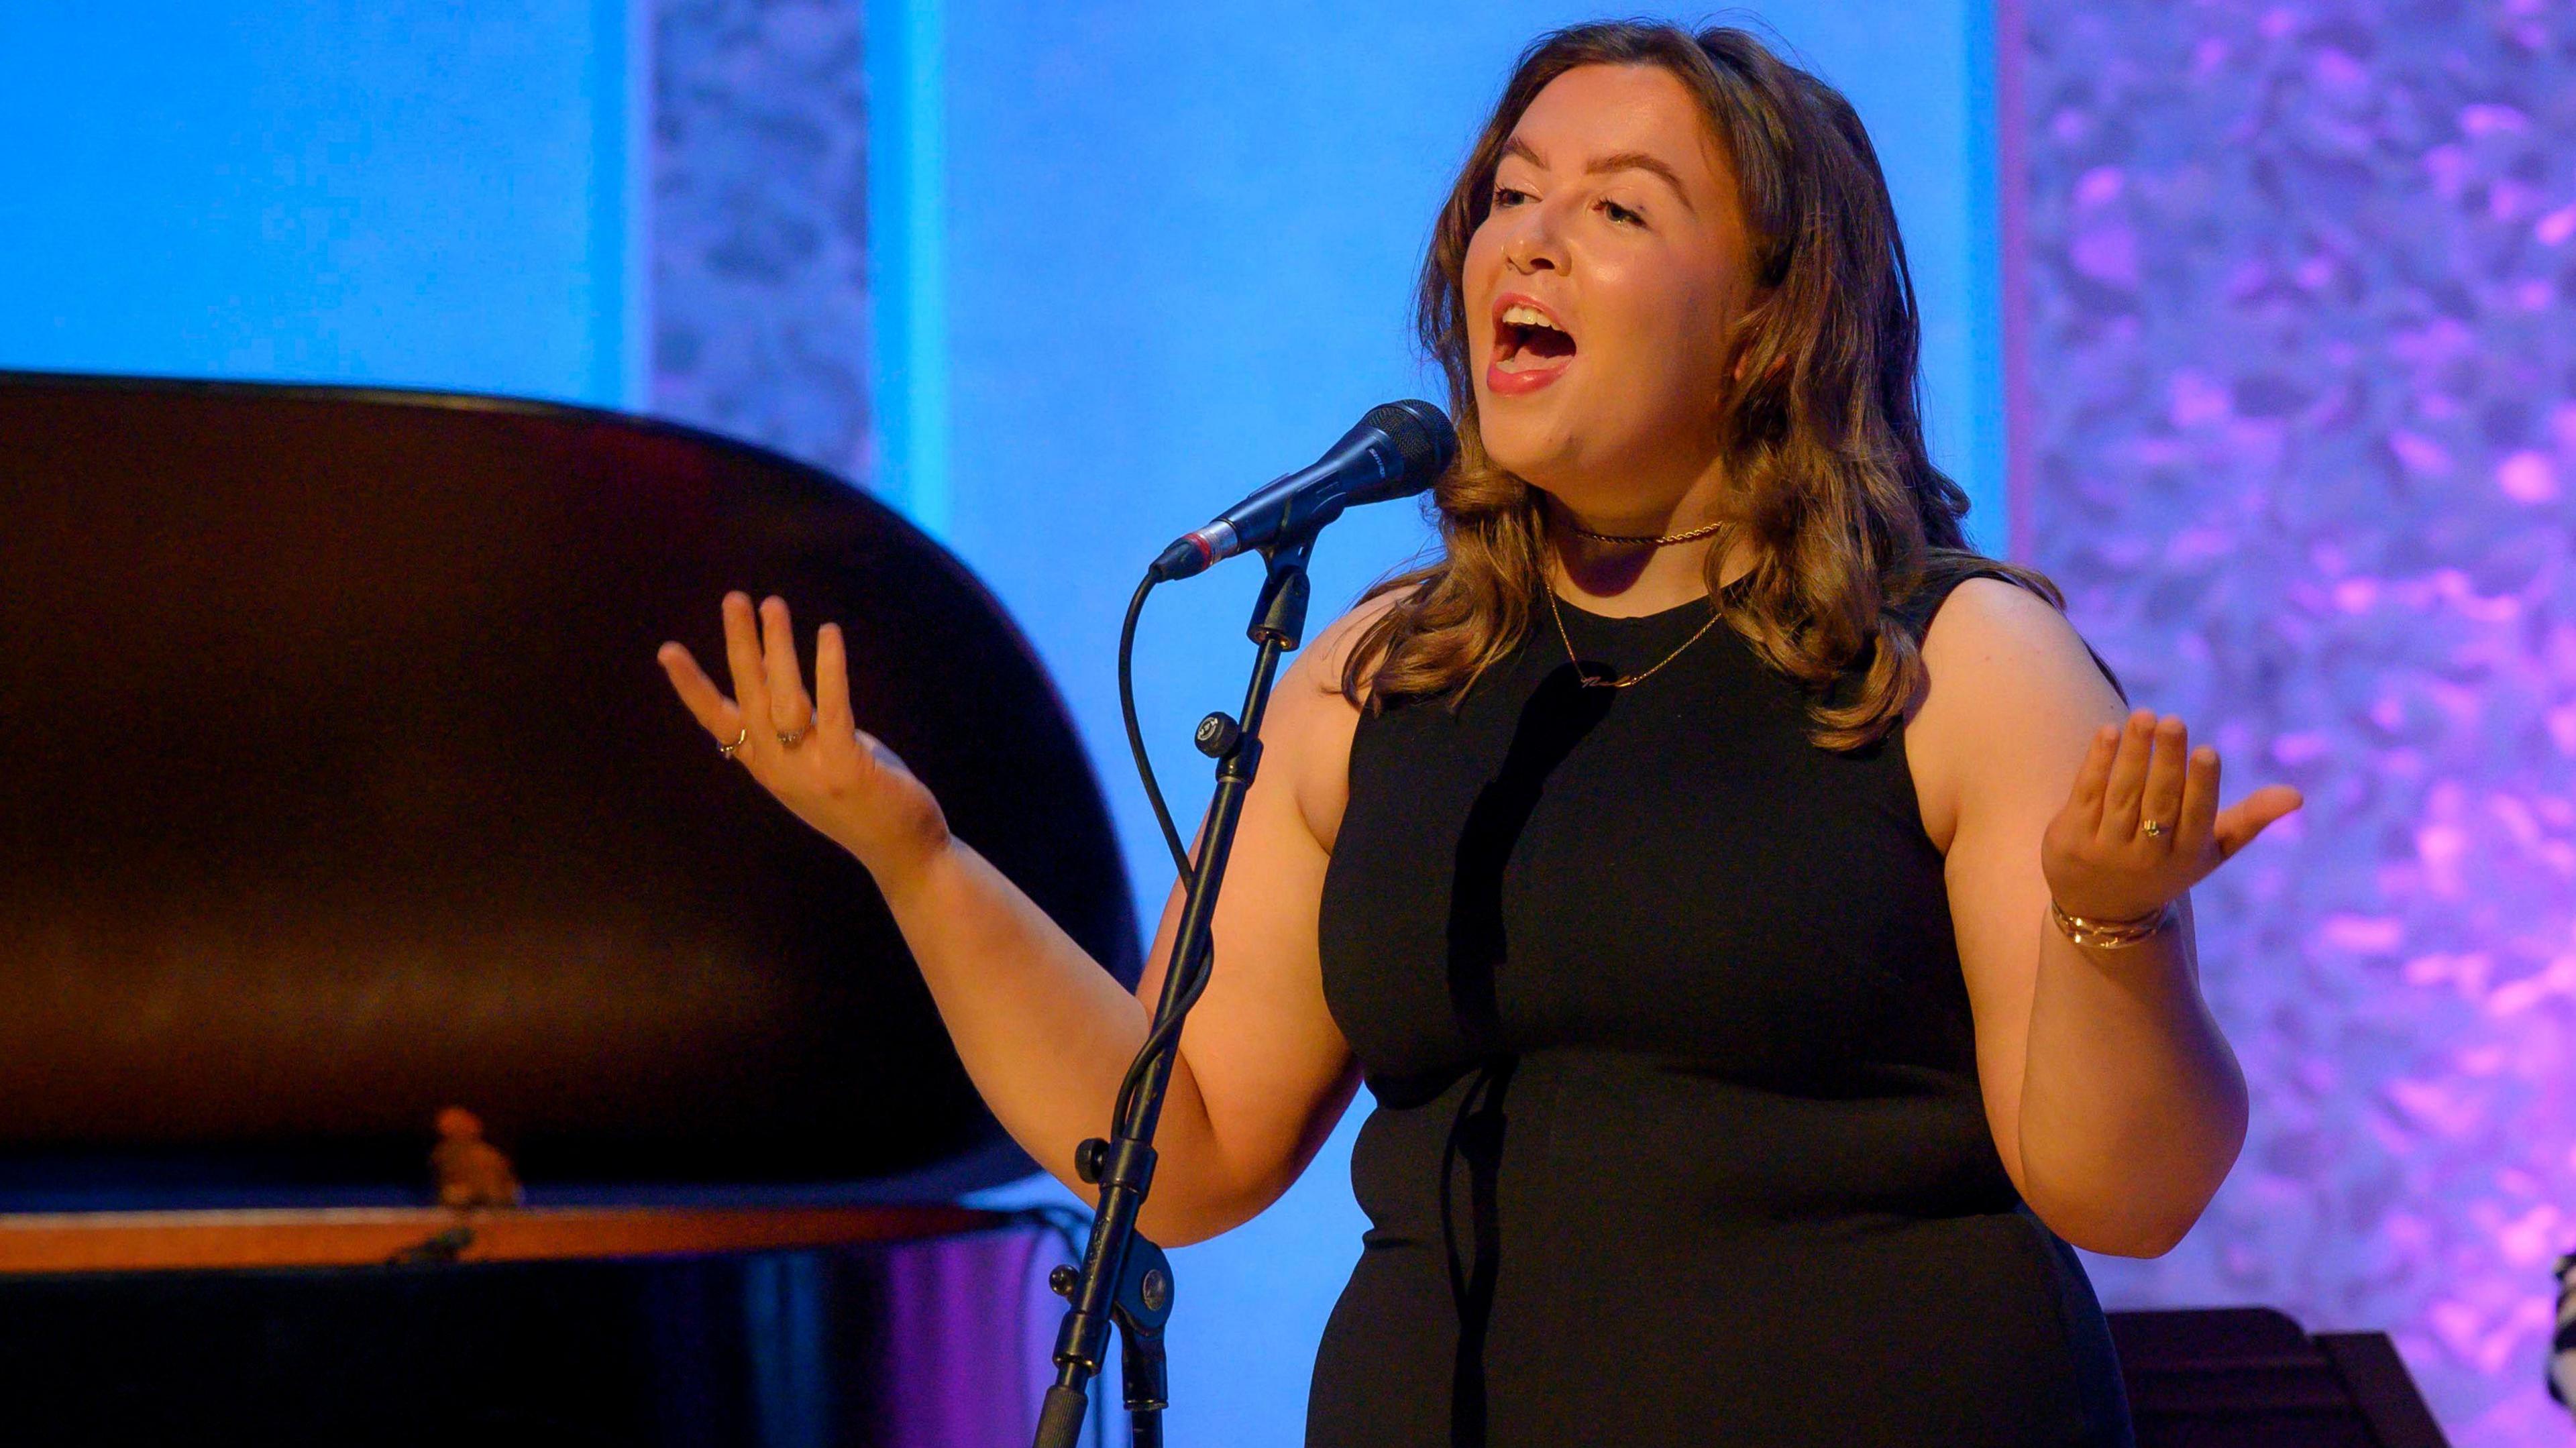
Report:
777,725,808,749
2141,819,2167,838
718,726,748,760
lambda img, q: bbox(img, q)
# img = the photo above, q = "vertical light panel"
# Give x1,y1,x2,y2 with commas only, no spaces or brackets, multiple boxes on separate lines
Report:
1994,0,2036,560
607,0,653,408
1961,0,2011,557
865,0,952,536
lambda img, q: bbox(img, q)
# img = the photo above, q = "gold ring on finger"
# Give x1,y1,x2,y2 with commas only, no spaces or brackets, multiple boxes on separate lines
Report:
2141,819,2168,838
718,726,748,760
777,723,810,748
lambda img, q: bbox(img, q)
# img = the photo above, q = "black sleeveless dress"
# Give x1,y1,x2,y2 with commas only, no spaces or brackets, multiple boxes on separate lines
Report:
1309,578,2133,1447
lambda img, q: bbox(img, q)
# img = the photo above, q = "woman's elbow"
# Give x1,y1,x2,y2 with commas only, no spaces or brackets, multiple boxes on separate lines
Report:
2061,1214,2196,1259
2031,1188,2212,1258
1133,1166,1296,1247
2019,1112,2245,1258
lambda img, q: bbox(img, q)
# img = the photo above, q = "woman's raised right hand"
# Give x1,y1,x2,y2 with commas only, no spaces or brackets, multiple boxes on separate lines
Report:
658,592,951,886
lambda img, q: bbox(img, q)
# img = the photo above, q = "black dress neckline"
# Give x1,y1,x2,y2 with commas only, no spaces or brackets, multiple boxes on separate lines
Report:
1548,570,1752,632
1548,592,1713,628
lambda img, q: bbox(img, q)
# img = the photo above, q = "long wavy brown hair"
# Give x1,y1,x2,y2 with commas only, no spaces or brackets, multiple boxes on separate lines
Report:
1340,20,2059,750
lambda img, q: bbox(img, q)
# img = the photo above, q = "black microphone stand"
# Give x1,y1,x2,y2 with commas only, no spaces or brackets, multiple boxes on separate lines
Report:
1032,537,1316,1448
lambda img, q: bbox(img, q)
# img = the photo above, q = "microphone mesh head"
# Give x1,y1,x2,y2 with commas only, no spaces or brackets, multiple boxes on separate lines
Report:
1361,400,1458,495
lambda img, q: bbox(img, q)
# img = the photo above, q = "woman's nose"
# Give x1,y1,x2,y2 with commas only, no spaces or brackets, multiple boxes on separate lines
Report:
1501,203,1568,273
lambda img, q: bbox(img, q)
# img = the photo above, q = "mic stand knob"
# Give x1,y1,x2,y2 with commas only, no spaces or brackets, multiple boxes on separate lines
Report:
1193,712,1242,759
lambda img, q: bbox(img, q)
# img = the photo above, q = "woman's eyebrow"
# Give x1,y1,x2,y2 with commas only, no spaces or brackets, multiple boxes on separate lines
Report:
1499,137,1696,214
1585,152,1695,212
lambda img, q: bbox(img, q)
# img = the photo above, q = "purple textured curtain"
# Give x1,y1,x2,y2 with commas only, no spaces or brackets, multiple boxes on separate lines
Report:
2012,3,2576,1443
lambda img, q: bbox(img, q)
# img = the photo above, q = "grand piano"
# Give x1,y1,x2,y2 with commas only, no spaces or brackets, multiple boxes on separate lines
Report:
0,372,1141,1445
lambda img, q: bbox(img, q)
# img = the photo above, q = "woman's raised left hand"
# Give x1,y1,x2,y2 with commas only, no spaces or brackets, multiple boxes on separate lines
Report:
2040,708,2304,924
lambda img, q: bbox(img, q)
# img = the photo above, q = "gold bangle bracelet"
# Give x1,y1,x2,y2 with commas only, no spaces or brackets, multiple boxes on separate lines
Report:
2049,899,2176,950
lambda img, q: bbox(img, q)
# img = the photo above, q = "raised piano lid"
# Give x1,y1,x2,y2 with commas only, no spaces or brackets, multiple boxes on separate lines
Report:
0,371,1141,1205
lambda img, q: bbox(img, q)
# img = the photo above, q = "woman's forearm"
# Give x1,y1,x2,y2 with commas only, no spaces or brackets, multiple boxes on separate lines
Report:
874,838,1232,1225
2014,901,2248,1257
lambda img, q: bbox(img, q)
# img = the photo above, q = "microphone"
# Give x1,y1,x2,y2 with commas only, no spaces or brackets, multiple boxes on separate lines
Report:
1149,400,1456,581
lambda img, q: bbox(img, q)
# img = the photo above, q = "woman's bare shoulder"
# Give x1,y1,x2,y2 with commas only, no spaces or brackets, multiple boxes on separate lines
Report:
1270,585,1414,850
1297,584,1413,704
1909,577,2126,846
1915,577,2117,722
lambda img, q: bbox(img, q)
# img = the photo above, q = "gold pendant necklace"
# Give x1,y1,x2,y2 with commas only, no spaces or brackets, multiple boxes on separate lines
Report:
1543,584,1724,689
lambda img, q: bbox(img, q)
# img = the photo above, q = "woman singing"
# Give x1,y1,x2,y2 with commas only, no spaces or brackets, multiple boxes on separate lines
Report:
657,20,2299,1446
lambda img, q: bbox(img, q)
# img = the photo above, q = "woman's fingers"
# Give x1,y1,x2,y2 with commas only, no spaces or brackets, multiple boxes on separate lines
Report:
692,595,842,756
2178,744,2222,854
2096,709,2155,843
720,592,773,735
760,596,816,736
2214,784,2305,860
2137,716,2188,851
814,622,854,736
656,641,743,740
2065,724,2118,820
2048,706,2298,915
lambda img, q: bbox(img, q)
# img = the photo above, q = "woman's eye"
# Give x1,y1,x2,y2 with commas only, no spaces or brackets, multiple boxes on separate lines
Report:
1492,186,1530,209
1602,200,1644,227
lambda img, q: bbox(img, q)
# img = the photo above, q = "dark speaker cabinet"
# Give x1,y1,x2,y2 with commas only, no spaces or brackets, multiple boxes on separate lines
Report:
2110,1308,2449,1448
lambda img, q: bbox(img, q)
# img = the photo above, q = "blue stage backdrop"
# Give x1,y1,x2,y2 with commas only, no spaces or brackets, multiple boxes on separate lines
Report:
907,5,2008,1442
0,2,642,405
2,3,2005,1443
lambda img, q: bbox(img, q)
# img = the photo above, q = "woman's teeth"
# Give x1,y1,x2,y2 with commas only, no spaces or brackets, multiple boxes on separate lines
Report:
1496,305,1576,371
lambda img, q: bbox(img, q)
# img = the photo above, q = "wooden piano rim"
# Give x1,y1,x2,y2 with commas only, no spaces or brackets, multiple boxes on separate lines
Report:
0,1203,1016,1274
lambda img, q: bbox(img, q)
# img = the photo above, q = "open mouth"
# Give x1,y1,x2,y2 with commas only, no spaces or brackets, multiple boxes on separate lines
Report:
1493,300,1576,374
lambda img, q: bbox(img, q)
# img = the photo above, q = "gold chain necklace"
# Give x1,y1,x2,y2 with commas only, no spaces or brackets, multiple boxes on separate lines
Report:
1566,518,1726,547
1544,583,1725,689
